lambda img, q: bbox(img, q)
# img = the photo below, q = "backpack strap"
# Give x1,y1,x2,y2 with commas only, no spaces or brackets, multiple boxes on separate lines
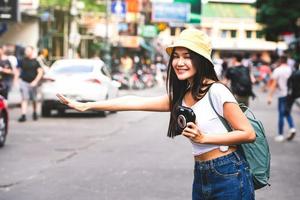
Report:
208,84,232,132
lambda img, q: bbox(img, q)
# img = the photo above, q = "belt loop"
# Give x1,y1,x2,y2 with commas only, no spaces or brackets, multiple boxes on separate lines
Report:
233,151,241,162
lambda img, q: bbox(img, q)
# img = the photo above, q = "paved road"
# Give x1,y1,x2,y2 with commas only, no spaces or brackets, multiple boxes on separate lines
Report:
0,85,300,200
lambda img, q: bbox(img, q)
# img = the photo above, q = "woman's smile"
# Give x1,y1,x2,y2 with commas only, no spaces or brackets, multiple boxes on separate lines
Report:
176,68,189,74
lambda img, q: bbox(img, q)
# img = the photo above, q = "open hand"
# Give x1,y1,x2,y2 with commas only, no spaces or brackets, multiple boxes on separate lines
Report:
182,122,205,143
56,94,89,112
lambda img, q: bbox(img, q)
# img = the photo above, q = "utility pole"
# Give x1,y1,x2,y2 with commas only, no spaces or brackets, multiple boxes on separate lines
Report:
104,0,112,69
68,0,83,58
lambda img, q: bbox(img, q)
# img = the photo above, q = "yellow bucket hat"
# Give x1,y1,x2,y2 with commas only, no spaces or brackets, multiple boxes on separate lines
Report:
166,28,213,65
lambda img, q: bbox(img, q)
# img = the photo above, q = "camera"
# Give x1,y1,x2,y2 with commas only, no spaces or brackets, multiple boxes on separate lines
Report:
175,105,196,135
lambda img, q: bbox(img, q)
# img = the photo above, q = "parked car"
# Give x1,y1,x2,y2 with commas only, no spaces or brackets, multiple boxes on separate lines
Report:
0,96,9,148
40,59,120,117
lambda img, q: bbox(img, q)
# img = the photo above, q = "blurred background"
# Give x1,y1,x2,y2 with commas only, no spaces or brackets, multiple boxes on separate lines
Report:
1,0,299,68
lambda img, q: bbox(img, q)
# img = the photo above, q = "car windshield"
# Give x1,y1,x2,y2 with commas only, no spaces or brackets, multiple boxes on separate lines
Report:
51,64,94,74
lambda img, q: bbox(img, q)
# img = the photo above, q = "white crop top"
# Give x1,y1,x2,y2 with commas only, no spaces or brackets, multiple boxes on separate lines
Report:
182,83,237,156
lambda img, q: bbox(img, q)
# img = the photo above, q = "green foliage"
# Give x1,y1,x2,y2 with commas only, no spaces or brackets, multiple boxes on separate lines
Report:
81,0,106,12
40,0,106,12
40,0,69,8
255,0,300,41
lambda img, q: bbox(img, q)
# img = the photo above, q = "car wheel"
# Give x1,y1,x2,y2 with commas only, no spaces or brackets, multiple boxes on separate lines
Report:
0,112,8,148
58,109,65,116
41,104,51,117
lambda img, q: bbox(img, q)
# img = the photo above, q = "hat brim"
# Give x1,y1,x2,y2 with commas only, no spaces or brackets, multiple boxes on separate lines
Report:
166,39,213,66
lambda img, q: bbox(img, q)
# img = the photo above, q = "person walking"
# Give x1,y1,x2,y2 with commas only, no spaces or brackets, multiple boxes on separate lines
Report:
57,28,256,200
18,46,43,122
285,64,300,141
0,45,14,99
3,44,18,86
258,61,272,92
37,48,50,74
267,55,296,142
224,53,255,106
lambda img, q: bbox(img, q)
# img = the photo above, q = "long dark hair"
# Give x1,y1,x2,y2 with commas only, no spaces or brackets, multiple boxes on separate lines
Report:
166,48,219,137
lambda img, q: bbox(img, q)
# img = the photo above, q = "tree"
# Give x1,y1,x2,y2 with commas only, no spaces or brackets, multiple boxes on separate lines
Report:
256,0,300,41
38,0,106,59
40,0,105,12
255,0,300,62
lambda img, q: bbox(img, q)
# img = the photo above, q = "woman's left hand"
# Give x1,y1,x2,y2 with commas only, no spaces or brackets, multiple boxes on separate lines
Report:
182,122,205,143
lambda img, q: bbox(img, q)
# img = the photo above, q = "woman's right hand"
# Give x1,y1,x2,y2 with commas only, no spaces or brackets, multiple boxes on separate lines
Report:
56,94,90,112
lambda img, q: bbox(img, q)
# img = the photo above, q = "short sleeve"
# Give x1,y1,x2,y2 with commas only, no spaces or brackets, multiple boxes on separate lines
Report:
35,59,42,69
271,68,279,80
209,83,237,117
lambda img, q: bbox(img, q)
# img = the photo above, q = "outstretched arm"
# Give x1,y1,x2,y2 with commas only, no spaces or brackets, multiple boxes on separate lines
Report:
57,94,170,112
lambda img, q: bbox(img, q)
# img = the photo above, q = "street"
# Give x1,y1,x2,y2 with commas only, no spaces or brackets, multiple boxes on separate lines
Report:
0,85,300,200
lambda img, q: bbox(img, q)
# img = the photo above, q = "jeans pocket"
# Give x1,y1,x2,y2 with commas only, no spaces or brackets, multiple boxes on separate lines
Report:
212,162,240,177
241,165,255,199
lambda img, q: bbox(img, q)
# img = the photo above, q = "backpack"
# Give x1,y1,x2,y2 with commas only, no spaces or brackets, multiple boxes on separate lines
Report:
227,66,253,97
208,88,271,190
287,69,300,98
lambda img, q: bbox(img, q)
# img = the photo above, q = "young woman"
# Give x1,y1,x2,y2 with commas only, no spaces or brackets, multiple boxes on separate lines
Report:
57,28,256,200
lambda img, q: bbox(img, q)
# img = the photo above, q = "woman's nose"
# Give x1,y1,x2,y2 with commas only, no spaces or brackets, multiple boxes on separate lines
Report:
177,57,185,66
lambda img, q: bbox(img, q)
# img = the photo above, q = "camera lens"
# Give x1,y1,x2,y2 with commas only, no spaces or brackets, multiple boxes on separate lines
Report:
177,114,186,129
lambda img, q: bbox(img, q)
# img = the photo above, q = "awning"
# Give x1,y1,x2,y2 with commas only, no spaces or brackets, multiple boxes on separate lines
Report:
202,2,256,19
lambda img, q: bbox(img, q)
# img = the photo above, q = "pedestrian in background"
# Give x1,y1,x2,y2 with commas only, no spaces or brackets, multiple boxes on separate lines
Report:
0,45,14,99
37,48,50,74
18,46,43,122
3,44,18,86
224,53,255,106
268,55,296,142
258,61,272,92
287,52,296,71
154,55,167,86
57,28,256,200
285,63,300,141
120,54,133,75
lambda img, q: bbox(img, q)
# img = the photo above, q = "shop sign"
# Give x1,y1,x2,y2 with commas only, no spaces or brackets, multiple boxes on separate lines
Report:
111,0,126,18
0,0,19,21
119,35,140,48
126,0,140,13
152,2,190,23
140,25,158,38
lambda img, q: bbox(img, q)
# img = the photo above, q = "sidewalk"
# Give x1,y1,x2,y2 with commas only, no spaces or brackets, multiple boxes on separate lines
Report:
7,85,21,108
251,86,300,199
3,84,300,199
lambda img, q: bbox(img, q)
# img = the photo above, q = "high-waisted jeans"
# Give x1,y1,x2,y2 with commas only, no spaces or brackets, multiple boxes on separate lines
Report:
192,151,255,200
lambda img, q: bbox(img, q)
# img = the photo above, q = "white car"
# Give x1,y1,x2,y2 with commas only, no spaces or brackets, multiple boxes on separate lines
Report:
40,59,120,117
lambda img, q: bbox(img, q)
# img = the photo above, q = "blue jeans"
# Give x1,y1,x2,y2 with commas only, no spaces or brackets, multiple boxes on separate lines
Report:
278,97,295,135
192,151,255,200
